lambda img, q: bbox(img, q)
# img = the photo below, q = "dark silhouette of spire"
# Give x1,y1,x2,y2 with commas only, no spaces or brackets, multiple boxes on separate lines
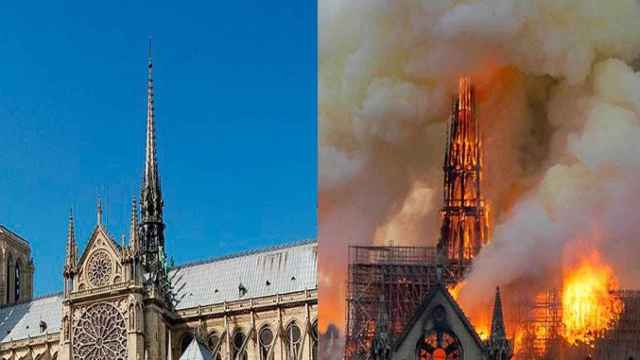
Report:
491,287,506,341
489,286,512,360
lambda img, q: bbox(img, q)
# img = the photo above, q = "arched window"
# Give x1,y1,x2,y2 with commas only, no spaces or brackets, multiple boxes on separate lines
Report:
180,333,194,355
311,321,318,360
14,260,21,302
286,322,302,360
207,331,222,360
5,253,12,303
232,330,248,360
258,326,274,360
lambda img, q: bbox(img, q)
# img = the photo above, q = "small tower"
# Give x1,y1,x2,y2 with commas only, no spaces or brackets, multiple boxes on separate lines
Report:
488,287,512,360
438,77,489,279
63,210,76,295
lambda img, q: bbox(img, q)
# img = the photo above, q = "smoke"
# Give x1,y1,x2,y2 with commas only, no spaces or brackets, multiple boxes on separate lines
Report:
318,0,640,354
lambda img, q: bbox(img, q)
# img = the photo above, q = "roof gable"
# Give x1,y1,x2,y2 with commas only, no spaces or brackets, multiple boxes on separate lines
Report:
392,284,486,352
76,225,121,268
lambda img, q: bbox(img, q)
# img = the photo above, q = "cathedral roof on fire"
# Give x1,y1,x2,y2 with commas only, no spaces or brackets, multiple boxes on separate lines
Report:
0,240,317,343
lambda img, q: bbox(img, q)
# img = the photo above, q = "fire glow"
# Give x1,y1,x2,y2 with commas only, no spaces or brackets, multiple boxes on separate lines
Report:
561,252,622,345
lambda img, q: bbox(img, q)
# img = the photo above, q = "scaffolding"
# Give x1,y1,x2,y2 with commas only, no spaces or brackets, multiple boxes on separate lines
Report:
517,289,563,359
344,246,455,360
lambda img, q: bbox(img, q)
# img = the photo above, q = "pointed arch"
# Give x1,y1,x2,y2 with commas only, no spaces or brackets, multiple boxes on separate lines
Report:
6,252,13,304
285,321,302,360
14,258,22,302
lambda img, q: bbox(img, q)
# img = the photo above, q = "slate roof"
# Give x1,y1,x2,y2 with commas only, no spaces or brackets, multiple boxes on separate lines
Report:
0,293,62,342
0,240,317,343
171,240,317,310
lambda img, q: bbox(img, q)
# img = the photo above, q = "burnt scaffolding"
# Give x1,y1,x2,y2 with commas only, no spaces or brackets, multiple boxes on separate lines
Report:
344,246,455,360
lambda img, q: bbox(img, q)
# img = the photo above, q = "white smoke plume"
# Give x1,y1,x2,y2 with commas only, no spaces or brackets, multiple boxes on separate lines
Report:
318,0,640,352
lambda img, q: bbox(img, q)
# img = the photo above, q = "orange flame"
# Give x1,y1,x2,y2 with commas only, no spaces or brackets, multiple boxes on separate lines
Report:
561,251,622,345
449,281,465,301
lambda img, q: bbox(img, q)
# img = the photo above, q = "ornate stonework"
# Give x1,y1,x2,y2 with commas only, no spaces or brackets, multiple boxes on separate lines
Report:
71,302,128,360
86,250,113,287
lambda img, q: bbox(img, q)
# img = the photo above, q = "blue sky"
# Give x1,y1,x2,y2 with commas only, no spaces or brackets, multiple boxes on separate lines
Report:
0,1,316,296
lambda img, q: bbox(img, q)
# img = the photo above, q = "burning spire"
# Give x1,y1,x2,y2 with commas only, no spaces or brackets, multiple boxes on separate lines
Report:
438,77,488,277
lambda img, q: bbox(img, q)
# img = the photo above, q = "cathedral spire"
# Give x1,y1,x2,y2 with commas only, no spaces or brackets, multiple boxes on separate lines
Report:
490,286,506,342
65,209,76,269
143,37,161,203
139,38,166,274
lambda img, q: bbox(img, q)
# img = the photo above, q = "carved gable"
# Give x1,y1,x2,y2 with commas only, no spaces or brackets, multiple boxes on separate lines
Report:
75,226,124,291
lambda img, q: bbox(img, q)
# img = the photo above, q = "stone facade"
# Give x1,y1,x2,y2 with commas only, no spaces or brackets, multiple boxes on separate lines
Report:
0,225,317,360
0,226,34,306
391,286,486,360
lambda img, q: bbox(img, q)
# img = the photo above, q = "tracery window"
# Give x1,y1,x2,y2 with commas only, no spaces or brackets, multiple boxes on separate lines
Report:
232,330,248,360
87,250,113,287
286,322,302,360
311,321,318,360
258,326,274,360
72,302,127,360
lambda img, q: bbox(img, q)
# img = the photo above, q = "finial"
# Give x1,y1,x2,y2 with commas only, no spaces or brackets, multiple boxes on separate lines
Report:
97,197,103,226
147,36,152,67
66,208,76,268
129,196,139,251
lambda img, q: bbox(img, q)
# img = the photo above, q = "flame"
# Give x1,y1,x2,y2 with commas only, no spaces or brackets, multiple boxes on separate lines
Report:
561,251,622,345
449,281,465,301
476,322,490,341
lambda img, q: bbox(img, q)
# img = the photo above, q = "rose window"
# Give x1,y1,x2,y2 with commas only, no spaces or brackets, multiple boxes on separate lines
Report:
72,302,127,360
87,250,113,287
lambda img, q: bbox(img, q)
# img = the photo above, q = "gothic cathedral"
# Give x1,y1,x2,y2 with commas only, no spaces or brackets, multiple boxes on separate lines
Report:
0,51,318,360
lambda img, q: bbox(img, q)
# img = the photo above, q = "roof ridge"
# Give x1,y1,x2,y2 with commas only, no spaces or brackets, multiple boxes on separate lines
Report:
173,239,317,270
0,291,63,309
